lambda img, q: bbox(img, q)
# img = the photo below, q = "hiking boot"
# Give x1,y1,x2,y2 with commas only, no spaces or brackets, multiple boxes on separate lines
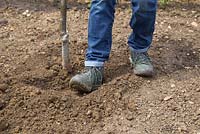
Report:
130,51,154,77
69,67,104,93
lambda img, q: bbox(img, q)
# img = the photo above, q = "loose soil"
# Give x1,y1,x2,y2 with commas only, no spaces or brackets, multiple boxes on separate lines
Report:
0,1,200,134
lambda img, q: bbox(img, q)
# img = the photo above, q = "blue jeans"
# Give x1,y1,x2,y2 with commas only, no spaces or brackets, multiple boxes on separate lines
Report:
85,0,157,67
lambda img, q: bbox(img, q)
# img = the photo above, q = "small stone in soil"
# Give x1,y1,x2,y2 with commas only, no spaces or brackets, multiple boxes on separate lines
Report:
0,84,8,92
0,19,8,26
127,99,135,112
126,113,134,121
163,95,173,101
170,84,175,88
191,22,198,27
188,101,194,105
86,110,92,117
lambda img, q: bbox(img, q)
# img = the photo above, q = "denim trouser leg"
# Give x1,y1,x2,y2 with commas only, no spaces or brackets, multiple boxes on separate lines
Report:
85,0,157,67
85,0,116,67
128,0,157,52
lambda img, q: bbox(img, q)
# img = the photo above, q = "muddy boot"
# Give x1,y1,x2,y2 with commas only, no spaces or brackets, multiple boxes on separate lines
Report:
69,67,104,93
130,51,154,77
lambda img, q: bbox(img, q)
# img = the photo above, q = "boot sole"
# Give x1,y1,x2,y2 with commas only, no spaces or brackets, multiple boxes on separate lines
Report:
134,70,154,77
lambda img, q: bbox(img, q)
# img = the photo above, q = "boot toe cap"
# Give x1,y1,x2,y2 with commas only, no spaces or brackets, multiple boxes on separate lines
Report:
134,65,154,77
69,75,92,93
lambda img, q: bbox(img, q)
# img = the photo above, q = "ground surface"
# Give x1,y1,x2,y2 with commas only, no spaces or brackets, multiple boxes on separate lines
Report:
0,1,200,134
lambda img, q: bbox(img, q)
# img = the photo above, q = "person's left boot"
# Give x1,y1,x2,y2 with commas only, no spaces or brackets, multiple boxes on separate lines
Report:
130,51,154,77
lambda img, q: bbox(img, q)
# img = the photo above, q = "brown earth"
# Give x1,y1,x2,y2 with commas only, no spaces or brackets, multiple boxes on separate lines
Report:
0,1,200,134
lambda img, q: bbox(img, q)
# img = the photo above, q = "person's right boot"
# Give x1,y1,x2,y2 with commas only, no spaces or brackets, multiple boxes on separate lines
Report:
69,67,104,93
130,50,154,77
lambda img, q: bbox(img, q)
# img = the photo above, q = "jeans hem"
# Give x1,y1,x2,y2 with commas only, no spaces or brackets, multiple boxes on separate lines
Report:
85,61,104,67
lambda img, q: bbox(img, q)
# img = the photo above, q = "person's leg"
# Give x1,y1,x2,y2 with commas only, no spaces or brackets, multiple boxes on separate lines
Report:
128,0,157,52
70,0,116,92
128,0,157,76
85,0,117,67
